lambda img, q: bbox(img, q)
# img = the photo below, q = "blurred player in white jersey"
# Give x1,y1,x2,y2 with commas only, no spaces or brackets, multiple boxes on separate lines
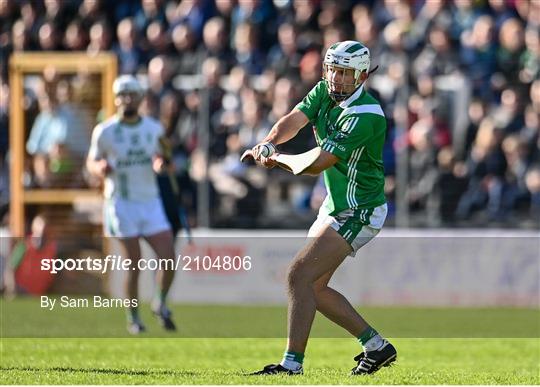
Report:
87,75,177,334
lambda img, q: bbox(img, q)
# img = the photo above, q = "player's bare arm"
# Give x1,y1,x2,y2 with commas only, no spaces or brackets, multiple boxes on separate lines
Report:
253,109,310,167
300,150,339,176
262,108,309,147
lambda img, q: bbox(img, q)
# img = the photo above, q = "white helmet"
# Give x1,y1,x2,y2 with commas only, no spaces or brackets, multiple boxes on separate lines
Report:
112,75,143,95
323,40,370,102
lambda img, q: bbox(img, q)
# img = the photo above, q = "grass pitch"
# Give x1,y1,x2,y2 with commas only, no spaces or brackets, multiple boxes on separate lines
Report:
1,298,539,384
2,298,539,338
1,338,539,384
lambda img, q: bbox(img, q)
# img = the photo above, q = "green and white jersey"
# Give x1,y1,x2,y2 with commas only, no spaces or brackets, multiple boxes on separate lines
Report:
296,81,386,215
88,115,163,201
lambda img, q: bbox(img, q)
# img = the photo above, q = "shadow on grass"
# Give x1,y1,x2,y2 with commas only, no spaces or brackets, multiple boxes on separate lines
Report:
1,366,194,377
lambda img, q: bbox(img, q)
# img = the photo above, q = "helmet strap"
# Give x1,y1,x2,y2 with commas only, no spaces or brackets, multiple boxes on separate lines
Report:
368,65,379,77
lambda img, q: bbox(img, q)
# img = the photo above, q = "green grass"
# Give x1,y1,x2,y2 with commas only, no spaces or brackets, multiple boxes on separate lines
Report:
2,298,539,338
1,338,539,384
1,298,539,384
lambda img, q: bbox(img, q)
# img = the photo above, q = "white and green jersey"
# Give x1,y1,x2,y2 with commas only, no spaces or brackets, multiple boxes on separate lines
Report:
296,81,386,215
88,115,164,201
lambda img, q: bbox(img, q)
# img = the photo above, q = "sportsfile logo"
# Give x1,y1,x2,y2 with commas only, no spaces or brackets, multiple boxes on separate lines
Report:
41,255,129,274
40,255,253,274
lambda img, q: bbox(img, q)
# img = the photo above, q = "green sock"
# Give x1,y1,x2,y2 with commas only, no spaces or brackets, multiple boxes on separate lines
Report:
280,350,304,369
155,289,167,304
127,307,139,323
357,326,379,346
357,326,384,351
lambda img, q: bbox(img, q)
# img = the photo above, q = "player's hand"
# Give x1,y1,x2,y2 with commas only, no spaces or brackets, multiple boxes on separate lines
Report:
252,144,264,160
251,142,277,169
153,156,173,174
257,155,278,169
96,159,112,178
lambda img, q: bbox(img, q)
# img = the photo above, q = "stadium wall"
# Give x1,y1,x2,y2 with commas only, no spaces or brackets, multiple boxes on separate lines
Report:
108,229,539,307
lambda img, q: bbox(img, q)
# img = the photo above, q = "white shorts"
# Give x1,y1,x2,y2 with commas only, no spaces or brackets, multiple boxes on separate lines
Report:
103,197,171,238
308,202,387,256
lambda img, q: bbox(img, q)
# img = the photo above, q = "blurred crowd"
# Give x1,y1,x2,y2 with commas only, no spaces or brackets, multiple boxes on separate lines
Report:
0,0,538,229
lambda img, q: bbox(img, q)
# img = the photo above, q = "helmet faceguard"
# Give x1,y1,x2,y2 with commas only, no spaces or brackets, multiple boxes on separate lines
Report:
323,63,363,102
323,41,371,102
113,75,143,118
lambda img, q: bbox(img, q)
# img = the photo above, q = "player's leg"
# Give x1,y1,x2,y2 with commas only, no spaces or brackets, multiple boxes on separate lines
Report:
146,230,176,292
142,198,177,331
104,199,145,334
304,204,371,335
312,204,396,375
286,225,352,351
117,237,145,334
313,269,370,336
340,207,397,375
313,263,396,374
252,225,351,375
144,229,176,303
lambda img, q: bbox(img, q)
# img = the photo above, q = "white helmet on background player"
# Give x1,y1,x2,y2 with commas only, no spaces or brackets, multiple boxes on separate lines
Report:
323,40,371,102
112,75,143,95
